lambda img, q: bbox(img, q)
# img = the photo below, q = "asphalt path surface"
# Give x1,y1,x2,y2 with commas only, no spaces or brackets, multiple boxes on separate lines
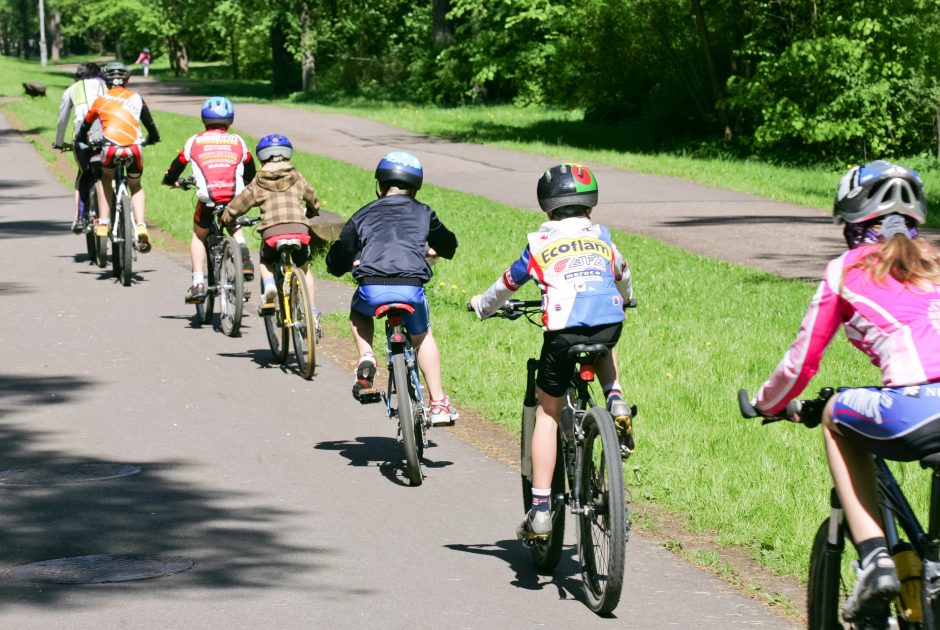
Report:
0,107,797,627
136,80,847,282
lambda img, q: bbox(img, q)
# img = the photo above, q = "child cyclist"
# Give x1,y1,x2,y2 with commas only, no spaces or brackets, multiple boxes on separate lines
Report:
749,161,940,623
220,134,320,326
162,97,257,304
325,151,460,426
469,163,635,541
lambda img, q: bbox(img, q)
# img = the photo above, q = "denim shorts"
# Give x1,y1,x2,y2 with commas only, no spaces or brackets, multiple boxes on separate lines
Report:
832,384,940,461
351,284,430,335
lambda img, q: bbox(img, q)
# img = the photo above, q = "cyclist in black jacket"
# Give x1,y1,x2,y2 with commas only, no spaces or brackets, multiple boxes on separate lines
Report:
326,151,459,426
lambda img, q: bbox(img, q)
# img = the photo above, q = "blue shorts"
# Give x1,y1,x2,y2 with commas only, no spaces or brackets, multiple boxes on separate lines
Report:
351,285,430,336
833,384,940,461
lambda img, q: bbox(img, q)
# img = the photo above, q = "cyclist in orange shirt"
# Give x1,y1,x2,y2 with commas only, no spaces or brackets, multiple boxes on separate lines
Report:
76,62,160,252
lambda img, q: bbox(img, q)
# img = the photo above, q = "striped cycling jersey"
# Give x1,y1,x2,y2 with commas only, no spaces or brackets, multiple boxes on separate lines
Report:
178,130,252,204
475,217,632,330
755,244,940,415
85,87,144,146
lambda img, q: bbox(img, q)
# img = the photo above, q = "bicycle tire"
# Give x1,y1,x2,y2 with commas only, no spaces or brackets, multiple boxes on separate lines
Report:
289,272,316,379
111,210,122,279
807,517,847,629
219,238,244,337
263,279,288,364
85,188,98,263
521,428,566,572
407,364,427,460
392,352,422,485
119,193,133,286
577,407,626,615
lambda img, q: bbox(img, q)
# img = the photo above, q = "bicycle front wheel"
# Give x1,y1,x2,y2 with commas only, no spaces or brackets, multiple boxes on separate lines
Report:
392,352,422,486
289,272,316,379
577,407,627,615
219,238,245,337
119,193,133,286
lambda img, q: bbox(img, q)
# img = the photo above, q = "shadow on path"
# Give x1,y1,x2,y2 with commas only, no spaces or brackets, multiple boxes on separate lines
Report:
315,437,453,487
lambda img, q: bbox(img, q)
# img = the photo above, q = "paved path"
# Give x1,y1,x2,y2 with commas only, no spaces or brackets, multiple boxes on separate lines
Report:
137,81,846,282
0,110,796,628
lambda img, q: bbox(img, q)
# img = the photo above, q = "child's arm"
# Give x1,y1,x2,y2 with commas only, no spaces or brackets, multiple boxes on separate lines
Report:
302,180,320,218
427,211,457,259
221,186,256,226
325,219,360,277
470,247,532,319
54,89,72,148
161,151,188,186
612,245,633,302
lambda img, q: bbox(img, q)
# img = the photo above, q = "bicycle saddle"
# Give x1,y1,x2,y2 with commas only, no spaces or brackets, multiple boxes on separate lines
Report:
567,343,609,361
375,303,415,319
920,452,940,470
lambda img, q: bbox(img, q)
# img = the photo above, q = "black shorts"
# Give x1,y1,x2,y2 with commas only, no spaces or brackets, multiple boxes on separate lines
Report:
537,323,622,397
260,240,311,267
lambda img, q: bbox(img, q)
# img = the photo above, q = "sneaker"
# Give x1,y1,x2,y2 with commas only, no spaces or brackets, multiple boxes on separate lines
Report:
607,395,637,453
70,218,82,234
137,224,151,253
240,245,254,280
352,357,379,403
843,550,901,622
429,399,459,426
262,284,278,310
185,283,207,304
313,310,322,343
95,222,109,237
516,507,552,541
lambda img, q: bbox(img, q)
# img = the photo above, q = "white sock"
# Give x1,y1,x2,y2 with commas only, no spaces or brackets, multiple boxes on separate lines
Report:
193,272,205,285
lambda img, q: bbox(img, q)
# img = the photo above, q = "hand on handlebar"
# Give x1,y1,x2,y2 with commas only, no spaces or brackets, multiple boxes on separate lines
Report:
737,388,829,428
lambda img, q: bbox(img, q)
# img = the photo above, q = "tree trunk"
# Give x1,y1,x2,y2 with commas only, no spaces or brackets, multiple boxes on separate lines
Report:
176,40,189,75
689,0,732,141
300,1,315,93
18,0,29,59
49,6,61,61
270,12,292,96
37,0,47,66
432,0,453,48
229,27,239,79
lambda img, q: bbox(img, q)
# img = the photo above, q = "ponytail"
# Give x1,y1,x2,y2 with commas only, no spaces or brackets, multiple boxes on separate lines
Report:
853,236,940,289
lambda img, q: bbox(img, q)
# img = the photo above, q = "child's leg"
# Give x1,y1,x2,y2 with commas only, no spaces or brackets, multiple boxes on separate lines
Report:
532,387,562,489
190,224,208,277
596,348,624,400
409,330,445,401
349,310,375,358
299,262,316,307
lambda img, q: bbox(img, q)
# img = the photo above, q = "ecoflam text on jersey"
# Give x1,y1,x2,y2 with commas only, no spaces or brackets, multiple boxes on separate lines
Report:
535,237,611,267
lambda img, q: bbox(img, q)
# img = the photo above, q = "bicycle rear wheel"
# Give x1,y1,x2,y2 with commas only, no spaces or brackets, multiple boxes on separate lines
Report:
119,194,133,286
392,352,422,486
289,272,316,379
521,427,566,572
219,238,244,337
85,188,99,263
577,407,626,615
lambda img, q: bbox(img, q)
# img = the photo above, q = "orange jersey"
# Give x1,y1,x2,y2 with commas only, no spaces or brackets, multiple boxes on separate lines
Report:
85,87,144,146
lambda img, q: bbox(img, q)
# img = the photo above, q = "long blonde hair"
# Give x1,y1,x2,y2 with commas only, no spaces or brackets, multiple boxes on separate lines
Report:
851,235,940,289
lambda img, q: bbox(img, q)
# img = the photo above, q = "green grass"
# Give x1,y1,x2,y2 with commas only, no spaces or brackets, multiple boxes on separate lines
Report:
2,54,934,590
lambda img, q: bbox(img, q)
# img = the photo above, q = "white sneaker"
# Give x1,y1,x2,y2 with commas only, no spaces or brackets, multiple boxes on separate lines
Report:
428,399,459,426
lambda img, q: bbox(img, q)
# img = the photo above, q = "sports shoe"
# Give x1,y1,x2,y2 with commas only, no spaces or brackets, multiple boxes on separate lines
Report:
516,507,552,541
95,222,109,237
185,283,207,304
137,224,151,253
70,218,82,234
240,245,254,280
843,549,900,622
429,398,459,426
607,395,636,453
262,284,278,310
313,310,322,343
352,357,380,403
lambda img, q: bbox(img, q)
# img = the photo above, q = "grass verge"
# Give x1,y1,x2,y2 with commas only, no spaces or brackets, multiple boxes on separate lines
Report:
5,55,934,618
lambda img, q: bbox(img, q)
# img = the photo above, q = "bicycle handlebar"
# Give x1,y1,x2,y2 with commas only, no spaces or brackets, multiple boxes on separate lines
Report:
737,387,833,428
467,297,638,320
176,177,196,191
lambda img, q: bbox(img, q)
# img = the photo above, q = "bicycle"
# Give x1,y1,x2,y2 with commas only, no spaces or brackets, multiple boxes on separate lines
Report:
738,387,940,629
252,229,318,380
175,177,251,337
55,142,104,267
355,303,433,486
96,142,146,286
478,298,636,614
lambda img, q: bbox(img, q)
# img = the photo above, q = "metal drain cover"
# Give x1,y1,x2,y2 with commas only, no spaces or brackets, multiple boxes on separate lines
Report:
10,555,195,584
0,463,141,485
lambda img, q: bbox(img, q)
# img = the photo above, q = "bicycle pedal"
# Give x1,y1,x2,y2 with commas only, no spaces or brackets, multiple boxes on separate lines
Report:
357,391,382,405
258,304,275,316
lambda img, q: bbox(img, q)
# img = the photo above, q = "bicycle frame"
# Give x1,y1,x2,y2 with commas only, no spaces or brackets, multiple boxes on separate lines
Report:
273,250,298,330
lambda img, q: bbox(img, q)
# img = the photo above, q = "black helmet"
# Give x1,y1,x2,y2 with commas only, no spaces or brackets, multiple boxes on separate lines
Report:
102,62,130,87
537,163,598,213
834,160,926,225
375,151,423,190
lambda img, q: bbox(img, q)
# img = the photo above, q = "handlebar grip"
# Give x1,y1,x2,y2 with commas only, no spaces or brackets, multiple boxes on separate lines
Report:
785,399,802,419
625,298,637,309
737,389,759,419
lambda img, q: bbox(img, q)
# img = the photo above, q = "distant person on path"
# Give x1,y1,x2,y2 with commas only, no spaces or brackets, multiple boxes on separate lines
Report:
469,163,634,542
325,151,460,426
162,96,257,304
220,134,320,327
76,61,160,253
53,62,106,233
135,48,151,77
750,161,940,621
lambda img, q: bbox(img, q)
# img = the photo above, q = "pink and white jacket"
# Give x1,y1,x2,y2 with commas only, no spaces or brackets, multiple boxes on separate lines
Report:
755,244,940,415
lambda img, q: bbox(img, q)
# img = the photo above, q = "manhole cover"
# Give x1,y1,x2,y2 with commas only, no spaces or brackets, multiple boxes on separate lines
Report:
0,463,141,485
10,555,195,584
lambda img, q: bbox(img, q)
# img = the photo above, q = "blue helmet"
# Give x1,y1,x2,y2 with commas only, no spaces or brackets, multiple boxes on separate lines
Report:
201,96,234,127
375,151,423,191
256,134,293,162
